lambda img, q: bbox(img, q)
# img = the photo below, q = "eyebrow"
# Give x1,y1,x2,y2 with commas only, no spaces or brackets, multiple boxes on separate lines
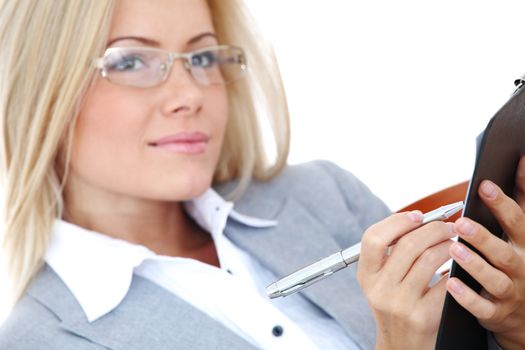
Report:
107,32,218,47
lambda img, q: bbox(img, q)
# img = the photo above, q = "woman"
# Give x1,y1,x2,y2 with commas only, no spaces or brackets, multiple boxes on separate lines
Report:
0,1,385,349
0,0,523,349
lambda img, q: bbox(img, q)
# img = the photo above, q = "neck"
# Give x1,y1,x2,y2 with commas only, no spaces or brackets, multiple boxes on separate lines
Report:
63,177,219,265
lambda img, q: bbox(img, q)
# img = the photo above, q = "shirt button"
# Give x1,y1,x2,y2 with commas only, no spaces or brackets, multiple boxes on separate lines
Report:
272,325,284,337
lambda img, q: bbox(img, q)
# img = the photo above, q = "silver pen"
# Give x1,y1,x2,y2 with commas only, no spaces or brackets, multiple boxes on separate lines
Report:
266,201,464,299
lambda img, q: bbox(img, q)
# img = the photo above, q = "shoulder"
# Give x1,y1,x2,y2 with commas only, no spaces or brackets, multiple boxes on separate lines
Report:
240,160,375,201
258,159,360,190
0,295,75,349
0,270,102,349
0,296,51,346
223,160,391,234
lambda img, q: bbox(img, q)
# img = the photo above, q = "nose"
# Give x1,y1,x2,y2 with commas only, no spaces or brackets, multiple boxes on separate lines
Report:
159,59,204,117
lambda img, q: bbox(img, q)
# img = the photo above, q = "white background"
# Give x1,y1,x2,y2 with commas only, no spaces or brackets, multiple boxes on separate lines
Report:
245,0,525,211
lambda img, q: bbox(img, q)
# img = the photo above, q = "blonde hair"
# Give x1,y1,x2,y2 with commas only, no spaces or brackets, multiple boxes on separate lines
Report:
0,0,290,305
207,0,290,192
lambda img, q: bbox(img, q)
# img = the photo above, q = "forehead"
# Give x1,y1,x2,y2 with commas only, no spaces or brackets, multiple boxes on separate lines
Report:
109,0,215,48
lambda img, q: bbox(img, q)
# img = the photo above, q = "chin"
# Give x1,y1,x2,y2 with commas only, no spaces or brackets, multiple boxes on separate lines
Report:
151,171,214,201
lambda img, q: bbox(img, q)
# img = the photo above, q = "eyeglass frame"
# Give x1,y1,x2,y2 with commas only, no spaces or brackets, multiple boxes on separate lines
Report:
93,44,248,88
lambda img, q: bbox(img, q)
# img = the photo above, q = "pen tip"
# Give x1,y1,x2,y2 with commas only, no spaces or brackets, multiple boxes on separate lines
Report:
266,282,281,299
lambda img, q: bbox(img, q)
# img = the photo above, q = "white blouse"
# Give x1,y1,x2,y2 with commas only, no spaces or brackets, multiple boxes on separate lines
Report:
45,188,358,350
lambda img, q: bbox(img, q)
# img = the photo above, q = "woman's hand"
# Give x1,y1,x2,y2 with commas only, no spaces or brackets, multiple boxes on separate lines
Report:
357,212,455,350
446,180,525,349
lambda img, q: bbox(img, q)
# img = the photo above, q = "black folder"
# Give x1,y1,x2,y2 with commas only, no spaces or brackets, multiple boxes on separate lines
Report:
435,82,525,349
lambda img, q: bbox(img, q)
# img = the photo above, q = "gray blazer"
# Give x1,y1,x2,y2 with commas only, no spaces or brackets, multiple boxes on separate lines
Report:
0,161,391,349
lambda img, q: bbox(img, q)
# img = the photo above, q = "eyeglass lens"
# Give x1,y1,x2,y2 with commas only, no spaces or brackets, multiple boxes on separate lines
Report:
102,46,246,87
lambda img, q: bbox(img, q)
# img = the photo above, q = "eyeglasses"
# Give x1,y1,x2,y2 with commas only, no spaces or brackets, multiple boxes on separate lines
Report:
93,45,247,88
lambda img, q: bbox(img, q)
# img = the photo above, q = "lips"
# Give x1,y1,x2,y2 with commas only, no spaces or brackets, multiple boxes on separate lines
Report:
149,131,209,154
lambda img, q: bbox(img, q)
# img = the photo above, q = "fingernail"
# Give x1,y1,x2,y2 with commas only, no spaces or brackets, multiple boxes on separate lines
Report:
480,181,497,199
451,243,471,262
448,279,464,295
407,210,423,223
455,219,475,236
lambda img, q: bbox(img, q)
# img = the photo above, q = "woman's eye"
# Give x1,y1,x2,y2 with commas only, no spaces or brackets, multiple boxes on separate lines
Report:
191,51,217,68
107,55,146,72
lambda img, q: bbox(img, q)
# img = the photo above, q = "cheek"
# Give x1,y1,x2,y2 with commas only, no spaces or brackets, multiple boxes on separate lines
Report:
70,84,151,194
212,89,229,146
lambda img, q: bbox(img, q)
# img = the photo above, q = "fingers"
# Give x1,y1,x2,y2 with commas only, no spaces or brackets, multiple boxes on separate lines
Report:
453,217,521,274
446,277,498,321
382,222,455,283
449,180,525,336
478,180,525,247
402,239,455,296
359,211,423,275
424,274,449,313
449,241,514,299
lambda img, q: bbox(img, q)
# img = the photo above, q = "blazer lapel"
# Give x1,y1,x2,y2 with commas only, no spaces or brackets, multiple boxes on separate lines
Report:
28,265,256,350
225,196,376,349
